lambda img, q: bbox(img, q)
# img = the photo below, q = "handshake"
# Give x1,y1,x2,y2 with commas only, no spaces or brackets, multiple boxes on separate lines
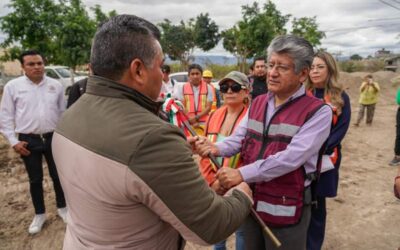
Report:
188,136,252,197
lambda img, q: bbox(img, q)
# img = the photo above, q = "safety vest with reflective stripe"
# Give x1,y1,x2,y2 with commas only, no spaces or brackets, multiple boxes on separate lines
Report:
183,81,209,123
210,85,218,112
199,105,247,185
241,93,325,227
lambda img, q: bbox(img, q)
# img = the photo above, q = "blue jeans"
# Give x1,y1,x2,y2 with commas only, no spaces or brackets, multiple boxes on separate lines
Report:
214,226,244,250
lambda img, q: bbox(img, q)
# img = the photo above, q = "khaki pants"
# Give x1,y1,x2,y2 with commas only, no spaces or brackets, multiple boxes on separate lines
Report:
356,103,376,125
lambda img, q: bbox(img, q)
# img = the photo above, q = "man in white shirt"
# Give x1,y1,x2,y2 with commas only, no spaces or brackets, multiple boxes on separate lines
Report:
0,50,67,234
159,64,175,99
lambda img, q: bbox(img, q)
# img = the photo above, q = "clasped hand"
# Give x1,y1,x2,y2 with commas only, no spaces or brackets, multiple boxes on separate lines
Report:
187,136,219,157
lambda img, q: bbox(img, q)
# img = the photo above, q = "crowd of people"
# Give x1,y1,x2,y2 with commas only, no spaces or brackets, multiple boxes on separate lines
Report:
0,14,398,250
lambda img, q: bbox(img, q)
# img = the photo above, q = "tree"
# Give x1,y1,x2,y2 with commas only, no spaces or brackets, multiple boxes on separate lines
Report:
221,1,290,71
193,13,220,51
350,54,363,61
291,16,325,47
91,4,117,26
159,13,220,69
0,0,64,63
57,0,96,76
159,19,194,69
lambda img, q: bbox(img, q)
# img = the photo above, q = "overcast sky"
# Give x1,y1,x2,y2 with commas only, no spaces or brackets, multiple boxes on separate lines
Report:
1,0,400,57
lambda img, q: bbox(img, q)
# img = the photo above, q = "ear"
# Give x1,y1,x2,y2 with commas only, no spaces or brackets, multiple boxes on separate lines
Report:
129,58,147,87
299,68,310,83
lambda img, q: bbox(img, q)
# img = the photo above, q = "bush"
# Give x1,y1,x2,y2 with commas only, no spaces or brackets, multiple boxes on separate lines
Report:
339,59,385,73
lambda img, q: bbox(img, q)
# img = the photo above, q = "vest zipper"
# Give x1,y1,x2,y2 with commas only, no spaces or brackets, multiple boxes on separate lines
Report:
256,94,306,160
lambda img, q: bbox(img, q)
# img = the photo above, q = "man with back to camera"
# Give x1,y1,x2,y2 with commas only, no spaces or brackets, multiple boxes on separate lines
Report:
0,50,67,234
51,14,253,249
194,35,332,250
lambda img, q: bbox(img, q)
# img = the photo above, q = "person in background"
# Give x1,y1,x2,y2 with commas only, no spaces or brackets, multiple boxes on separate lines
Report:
67,78,88,108
250,56,268,100
158,64,175,100
203,69,221,111
199,71,250,250
394,167,400,199
194,35,332,250
175,64,213,136
0,50,67,234
52,15,252,249
389,87,400,166
247,62,254,86
306,51,351,250
354,74,380,126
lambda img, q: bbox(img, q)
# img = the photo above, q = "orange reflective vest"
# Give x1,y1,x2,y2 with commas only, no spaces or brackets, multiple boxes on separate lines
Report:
183,81,209,123
307,90,339,165
210,85,218,112
199,105,247,185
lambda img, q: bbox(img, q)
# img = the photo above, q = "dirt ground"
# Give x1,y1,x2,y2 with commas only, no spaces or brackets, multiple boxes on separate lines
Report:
0,71,399,250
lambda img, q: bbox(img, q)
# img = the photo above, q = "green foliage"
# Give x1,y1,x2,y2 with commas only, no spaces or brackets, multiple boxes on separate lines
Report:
222,1,325,71
90,4,117,26
338,59,385,73
0,0,64,62
350,54,363,61
193,13,220,51
339,61,362,73
57,0,96,69
159,19,194,67
291,17,325,47
221,1,289,72
159,13,220,67
0,0,116,68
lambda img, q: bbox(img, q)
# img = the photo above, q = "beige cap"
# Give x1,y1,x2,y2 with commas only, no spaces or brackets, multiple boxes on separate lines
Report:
219,71,250,89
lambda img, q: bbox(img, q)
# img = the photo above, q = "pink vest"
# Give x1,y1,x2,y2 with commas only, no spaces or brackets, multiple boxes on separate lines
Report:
241,93,324,227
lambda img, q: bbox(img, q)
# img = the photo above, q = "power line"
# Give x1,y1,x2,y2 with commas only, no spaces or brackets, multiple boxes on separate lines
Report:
390,0,400,4
378,0,400,11
325,23,399,32
367,17,400,22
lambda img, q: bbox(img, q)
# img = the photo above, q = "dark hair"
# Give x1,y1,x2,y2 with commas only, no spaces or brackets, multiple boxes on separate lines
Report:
90,14,161,81
162,65,171,74
188,64,203,74
19,50,44,64
267,35,314,74
253,56,265,65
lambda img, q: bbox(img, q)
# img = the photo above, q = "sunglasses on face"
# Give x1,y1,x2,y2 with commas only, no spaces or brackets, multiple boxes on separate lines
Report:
219,82,246,93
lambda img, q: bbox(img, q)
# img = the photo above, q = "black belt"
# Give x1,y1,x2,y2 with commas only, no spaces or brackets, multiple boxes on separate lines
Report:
19,132,53,139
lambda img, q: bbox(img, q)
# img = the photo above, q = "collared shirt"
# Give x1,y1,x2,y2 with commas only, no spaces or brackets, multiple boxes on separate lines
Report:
215,85,332,185
0,75,65,146
157,79,175,101
162,79,175,96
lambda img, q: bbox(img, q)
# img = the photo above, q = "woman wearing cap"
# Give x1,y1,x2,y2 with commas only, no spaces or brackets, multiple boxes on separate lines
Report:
306,51,351,250
199,71,250,250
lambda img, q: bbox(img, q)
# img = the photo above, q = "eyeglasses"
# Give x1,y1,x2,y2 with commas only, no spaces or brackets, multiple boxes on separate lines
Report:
219,82,246,93
267,63,292,74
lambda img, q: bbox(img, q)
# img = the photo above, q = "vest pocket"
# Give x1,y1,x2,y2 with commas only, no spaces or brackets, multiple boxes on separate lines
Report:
254,185,304,227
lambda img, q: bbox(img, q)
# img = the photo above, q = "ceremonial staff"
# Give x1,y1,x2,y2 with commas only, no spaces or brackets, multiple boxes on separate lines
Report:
162,98,282,248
